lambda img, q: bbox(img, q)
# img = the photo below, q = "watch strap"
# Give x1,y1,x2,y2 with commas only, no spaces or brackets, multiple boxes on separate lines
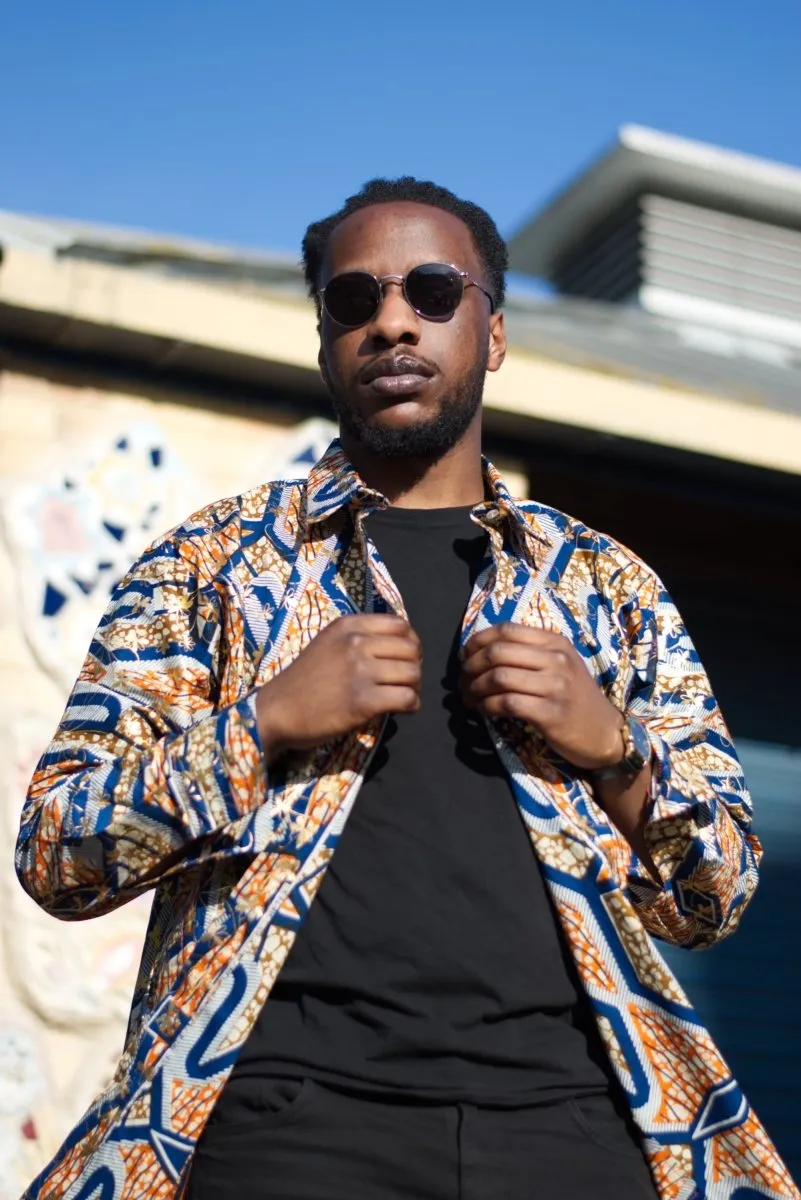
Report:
589,715,650,785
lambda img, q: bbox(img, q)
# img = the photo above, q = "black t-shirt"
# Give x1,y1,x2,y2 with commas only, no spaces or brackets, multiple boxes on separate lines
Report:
227,506,611,1104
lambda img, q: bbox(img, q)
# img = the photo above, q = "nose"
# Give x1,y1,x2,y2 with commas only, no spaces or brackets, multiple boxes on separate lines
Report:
367,279,421,348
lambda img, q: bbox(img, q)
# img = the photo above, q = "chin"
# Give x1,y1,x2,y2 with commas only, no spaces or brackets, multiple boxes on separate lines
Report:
369,405,432,430
334,383,482,461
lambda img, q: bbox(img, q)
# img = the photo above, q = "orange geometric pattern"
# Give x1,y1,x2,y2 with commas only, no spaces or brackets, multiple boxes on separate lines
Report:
555,899,619,993
631,1006,730,1126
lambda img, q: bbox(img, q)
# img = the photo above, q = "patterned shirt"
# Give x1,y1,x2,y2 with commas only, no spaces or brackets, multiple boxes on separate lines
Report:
16,441,798,1200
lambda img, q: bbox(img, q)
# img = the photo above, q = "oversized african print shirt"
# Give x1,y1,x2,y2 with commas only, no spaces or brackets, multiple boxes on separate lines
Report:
16,440,798,1200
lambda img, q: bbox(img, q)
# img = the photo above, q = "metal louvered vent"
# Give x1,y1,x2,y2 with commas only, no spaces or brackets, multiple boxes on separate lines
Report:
552,195,801,325
641,196,801,323
509,128,801,348
552,203,641,303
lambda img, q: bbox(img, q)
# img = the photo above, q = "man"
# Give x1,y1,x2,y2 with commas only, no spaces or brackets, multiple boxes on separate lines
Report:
16,178,797,1200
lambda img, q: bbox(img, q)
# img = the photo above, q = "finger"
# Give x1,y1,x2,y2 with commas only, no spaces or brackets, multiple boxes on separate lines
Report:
364,635,423,662
462,624,567,655
375,685,421,714
460,641,554,679
372,658,422,687
463,665,553,701
477,692,550,722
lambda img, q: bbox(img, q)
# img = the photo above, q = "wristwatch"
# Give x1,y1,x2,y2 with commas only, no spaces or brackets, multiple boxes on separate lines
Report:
589,715,651,785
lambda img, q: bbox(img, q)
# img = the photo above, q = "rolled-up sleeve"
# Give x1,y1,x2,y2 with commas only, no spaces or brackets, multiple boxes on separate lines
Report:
616,570,762,949
15,530,270,920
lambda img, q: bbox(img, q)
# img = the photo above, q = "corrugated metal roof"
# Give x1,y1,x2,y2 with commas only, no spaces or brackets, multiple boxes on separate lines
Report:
503,294,801,417
2,208,800,418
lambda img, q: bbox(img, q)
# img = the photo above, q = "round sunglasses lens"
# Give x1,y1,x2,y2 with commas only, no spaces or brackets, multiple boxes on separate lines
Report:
406,264,463,318
323,273,381,327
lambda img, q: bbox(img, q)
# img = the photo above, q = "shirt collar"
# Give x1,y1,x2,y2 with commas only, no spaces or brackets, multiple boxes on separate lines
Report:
304,439,551,550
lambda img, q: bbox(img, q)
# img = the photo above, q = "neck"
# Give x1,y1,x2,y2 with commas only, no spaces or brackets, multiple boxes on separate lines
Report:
340,425,485,509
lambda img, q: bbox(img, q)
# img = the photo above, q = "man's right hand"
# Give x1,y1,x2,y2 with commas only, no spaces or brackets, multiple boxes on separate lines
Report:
255,614,421,765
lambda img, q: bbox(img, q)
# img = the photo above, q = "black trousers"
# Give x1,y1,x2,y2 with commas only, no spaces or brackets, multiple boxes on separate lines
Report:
187,1078,659,1200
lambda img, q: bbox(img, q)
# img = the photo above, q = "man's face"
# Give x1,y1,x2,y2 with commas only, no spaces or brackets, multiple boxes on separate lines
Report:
317,202,506,460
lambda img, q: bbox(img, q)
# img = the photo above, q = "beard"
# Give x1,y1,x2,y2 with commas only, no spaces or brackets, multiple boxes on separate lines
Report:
328,354,487,460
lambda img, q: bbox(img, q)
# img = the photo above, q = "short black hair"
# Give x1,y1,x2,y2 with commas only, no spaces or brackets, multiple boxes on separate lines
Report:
302,176,508,314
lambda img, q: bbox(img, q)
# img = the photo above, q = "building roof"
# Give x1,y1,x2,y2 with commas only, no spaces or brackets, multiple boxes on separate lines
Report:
504,293,801,418
508,125,801,281
2,206,799,419
2,207,801,474
0,208,307,297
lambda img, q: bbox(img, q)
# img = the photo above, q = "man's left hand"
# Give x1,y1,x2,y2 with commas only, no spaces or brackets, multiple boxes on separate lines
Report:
460,624,625,771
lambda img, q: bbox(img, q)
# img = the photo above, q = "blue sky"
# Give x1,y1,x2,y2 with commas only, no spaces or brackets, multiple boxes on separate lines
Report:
2,0,799,265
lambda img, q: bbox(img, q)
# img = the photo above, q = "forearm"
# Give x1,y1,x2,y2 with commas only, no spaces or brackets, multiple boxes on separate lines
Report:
255,682,290,767
593,763,659,882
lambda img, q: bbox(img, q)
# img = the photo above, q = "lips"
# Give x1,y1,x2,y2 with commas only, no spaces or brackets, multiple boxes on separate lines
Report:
360,354,436,396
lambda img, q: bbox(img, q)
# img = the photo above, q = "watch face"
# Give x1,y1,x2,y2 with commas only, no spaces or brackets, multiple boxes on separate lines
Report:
628,717,651,766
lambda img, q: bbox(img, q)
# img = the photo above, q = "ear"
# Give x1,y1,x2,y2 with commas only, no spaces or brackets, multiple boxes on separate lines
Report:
486,311,506,373
318,346,333,394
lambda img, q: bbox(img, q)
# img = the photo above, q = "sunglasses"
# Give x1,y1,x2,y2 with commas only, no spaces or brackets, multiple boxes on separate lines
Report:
319,262,495,328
